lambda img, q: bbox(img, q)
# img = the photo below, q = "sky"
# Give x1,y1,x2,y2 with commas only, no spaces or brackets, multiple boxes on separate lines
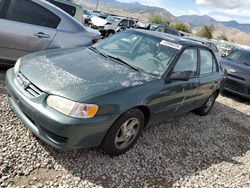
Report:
118,0,250,24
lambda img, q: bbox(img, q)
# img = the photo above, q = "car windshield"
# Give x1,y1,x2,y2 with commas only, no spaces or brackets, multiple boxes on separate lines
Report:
93,31,180,76
149,24,160,31
83,10,91,16
106,16,121,24
226,49,250,66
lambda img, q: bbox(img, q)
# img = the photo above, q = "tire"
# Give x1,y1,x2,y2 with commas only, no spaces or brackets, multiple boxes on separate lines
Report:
107,31,115,37
195,92,218,116
102,108,144,156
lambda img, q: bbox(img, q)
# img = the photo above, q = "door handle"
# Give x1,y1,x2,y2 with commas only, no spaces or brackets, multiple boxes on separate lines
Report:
34,32,50,39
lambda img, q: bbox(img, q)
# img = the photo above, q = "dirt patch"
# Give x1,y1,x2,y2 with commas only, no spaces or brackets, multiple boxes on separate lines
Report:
8,168,60,187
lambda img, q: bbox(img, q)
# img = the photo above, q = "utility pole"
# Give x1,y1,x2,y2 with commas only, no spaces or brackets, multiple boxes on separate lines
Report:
96,0,99,10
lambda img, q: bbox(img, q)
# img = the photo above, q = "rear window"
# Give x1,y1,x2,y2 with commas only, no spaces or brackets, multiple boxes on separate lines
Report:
49,1,76,17
4,0,60,28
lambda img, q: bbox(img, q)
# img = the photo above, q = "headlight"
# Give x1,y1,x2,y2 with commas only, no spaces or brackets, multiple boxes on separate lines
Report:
14,58,21,73
47,95,98,119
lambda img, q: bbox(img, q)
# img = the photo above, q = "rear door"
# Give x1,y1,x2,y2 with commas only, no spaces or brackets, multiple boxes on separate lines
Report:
0,0,60,61
197,49,220,105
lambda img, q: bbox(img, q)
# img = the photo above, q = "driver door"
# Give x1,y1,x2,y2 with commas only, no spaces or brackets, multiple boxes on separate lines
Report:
157,48,200,116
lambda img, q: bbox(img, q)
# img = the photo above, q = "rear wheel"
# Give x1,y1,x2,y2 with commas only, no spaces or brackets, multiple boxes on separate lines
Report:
102,109,144,156
195,92,218,116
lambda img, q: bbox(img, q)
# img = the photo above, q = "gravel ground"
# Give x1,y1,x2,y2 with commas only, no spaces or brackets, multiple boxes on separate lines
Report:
0,69,250,188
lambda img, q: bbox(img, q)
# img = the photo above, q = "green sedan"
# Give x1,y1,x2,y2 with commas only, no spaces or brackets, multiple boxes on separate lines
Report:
6,30,223,156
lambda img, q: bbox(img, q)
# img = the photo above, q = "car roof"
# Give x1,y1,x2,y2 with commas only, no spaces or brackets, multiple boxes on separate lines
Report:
131,29,206,48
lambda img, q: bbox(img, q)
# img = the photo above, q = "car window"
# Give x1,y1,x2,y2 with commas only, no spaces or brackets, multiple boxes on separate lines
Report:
200,49,217,74
165,28,180,36
128,20,135,27
119,19,128,27
156,27,164,32
226,50,250,66
4,0,60,28
173,49,198,76
48,0,76,17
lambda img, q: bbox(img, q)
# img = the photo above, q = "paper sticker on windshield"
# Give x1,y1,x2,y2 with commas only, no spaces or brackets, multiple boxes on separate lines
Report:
160,40,183,50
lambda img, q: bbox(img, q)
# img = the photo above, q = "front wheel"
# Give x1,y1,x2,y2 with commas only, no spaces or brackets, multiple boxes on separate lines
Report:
195,92,218,116
102,109,144,156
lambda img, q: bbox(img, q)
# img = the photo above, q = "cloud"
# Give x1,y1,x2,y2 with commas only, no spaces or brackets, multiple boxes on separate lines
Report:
195,0,250,9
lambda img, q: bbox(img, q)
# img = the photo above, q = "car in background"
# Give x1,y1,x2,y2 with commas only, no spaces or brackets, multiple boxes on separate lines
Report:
0,0,100,65
91,15,136,37
184,36,220,60
46,0,84,24
83,9,92,26
220,49,250,99
6,29,223,156
134,22,181,37
149,23,181,37
215,42,236,57
92,10,110,19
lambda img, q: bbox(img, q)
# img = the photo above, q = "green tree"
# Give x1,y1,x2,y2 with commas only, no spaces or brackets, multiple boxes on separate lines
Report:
217,34,228,41
149,16,170,27
173,23,191,33
196,25,215,39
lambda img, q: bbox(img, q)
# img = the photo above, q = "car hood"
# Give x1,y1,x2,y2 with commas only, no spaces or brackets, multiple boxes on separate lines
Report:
91,16,109,27
19,48,155,101
220,58,250,78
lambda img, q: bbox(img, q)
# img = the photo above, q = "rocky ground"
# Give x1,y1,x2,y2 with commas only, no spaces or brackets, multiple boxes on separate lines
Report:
0,68,250,188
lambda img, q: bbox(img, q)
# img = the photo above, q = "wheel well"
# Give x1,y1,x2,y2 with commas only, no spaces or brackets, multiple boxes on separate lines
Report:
135,106,150,126
108,30,115,34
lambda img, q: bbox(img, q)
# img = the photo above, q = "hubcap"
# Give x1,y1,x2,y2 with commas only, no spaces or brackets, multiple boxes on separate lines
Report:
114,118,140,150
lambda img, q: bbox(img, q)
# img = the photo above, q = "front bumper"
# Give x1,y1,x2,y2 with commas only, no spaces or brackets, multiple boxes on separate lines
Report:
5,69,118,150
224,74,250,99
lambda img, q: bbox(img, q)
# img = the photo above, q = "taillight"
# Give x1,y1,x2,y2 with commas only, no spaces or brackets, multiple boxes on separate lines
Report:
92,36,102,44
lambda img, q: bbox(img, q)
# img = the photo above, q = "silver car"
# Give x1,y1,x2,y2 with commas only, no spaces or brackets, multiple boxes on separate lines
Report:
0,0,100,65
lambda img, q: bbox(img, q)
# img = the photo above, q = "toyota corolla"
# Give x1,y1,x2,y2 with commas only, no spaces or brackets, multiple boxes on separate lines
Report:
6,30,223,156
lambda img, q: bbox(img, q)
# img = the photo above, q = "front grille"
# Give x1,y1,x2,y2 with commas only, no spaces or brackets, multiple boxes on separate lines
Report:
225,79,245,93
227,74,246,81
15,72,43,98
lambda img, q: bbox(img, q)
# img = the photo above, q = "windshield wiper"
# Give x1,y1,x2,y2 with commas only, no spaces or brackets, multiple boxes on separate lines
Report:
90,47,139,72
89,46,110,60
107,55,140,72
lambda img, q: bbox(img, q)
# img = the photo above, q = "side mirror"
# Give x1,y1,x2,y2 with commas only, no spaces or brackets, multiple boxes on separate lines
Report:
169,72,190,81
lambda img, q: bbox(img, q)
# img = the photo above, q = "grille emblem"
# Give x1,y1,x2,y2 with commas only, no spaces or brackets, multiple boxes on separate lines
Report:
20,78,30,89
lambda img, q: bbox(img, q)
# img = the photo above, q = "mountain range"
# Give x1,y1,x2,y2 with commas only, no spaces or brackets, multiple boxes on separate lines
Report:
75,0,250,45
177,15,250,34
